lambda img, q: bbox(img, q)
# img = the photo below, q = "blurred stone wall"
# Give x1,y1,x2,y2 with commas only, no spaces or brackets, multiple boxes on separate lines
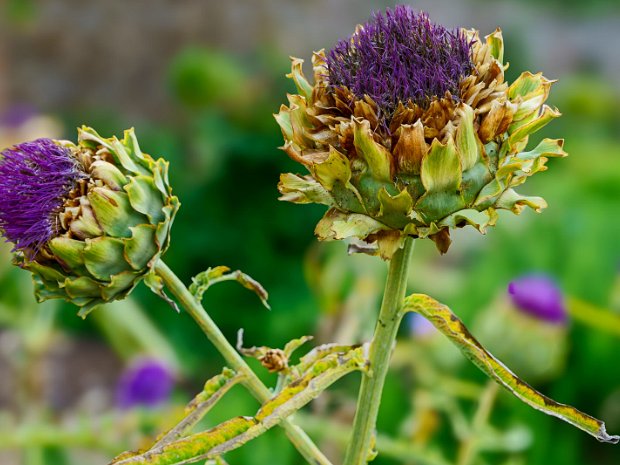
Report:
0,0,618,120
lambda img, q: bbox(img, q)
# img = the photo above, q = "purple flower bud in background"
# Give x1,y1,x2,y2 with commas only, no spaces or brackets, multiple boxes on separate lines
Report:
0,139,84,254
507,275,567,324
0,104,37,128
326,5,472,119
115,358,175,410
407,312,437,338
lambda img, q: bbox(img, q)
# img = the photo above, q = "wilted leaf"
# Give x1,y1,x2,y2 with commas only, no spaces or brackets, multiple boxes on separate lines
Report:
403,293,620,444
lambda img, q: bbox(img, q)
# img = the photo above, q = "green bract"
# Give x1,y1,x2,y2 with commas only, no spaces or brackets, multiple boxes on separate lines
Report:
17,127,179,316
276,30,567,258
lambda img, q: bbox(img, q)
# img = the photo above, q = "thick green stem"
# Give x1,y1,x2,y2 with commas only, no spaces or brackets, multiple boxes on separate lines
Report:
154,261,331,465
343,238,415,465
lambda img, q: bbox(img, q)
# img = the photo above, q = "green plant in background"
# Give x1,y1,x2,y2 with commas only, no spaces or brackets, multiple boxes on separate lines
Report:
0,4,618,465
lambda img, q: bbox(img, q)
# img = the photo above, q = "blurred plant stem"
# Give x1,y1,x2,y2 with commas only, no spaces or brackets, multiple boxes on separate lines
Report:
91,298,182,373
152,370,244,448
456,381,500,465
567,297,620,337
153,261,332,465
343,238,415,465
0,421,120,455
295,412,450,465
24,445,44,465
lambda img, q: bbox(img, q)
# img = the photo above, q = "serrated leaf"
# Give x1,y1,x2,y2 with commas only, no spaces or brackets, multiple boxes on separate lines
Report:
152,368,243,449
278,173,333,205
110,347,368,465
516,138,567,161
403,294,620,445
314,208,390,242
189,267,269,310
437,208,497,233
495,188,547,214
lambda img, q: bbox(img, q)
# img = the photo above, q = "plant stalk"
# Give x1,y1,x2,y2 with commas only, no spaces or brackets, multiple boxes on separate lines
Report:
456,381,499,465
343,237,415,465
154,261,332,465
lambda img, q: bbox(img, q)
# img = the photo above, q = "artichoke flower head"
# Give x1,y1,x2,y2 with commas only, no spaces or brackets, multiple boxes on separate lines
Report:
0,127,179,316
276,5,566,258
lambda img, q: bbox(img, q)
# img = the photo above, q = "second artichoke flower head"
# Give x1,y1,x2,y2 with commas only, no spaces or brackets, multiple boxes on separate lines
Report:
0,127,179,316
276,4,566,258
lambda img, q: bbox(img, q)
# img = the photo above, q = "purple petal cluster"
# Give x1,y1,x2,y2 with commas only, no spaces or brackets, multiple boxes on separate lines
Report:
0,139,83,254
115,358,175,410
508,275,567,324
326,5,472,117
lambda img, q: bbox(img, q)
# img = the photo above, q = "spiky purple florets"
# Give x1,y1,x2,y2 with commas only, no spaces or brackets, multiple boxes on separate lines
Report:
326,5,473,117
0,139,83,254
508,275,567,324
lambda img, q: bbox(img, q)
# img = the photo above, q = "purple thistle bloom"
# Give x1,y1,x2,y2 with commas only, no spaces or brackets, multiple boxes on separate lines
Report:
0,139,84,254
326,5,473,118
115,358,175,410
508,275,568,324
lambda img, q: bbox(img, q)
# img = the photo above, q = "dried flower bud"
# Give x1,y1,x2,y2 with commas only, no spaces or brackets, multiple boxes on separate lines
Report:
259,349,289,373
473,274,568,382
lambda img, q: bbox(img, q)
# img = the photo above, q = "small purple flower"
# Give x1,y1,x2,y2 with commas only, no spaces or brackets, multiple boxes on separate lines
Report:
407,312,436,338
0,139,84,254
115,358,175,410
0,104,37,128
326,5,473,118
507,275,567,324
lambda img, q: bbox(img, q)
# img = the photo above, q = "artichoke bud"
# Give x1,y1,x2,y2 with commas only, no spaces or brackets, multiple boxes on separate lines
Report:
473,276,568,382
0,127,180,316
276,6,566,258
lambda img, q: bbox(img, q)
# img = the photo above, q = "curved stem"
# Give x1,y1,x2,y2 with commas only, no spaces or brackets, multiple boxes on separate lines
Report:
343,238,415,465
154,261,331,465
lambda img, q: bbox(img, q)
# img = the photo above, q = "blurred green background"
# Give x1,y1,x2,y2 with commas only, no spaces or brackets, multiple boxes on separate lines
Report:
0,0,619,464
